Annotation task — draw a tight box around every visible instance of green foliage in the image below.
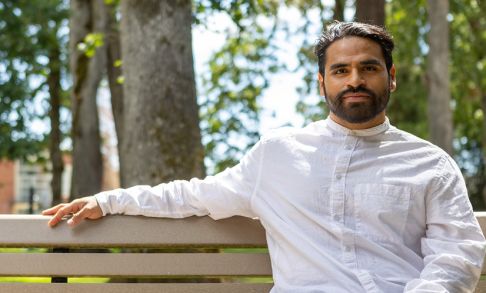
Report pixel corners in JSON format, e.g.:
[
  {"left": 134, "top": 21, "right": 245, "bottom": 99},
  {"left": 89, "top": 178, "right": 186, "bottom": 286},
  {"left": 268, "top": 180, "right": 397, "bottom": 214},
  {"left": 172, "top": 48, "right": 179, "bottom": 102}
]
[
  {"left": 386, "top": 0, "right": 428, "bottom": 138},
  {"left": 195, "top": 0, "right": 333, "bottom": 172},
  {"left": 194, "top": 0, "right": 280, "bottom": 26},
  {"left": 449, "top": 0, "right": 485, "bottom": 142},
  {"left": 114, "top": 59, "right": 122, "bottom": 67},
  {"left": 104, "top": 0, "right": 119, "bottom": 5},
  {"left": 449, "top": 0, "right": 486, "bottom": 209},
  {"left": 77, "top": 33, "right": 105, "bottom": 58},
  {"left": 289, "top": 2, "right": 330, "bottom": 125},
  {"left": 195, "top": 0, "right": 282, "bottom": 173},
  {"left": 0, "top": 0, "right": 69, "bottom": 159},
  {"left": 386, "top": 0, "right": 486, "bottom": 208}
]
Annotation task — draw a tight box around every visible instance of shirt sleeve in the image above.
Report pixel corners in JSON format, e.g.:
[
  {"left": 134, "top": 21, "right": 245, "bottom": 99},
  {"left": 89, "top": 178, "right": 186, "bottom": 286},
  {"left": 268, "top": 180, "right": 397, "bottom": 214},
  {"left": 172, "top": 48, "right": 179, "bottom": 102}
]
[
  {"left": 95, "top": 139, "right": 265, "bottom": 220},
  {"left": 404, "top": 155, "right": 486, "bottom": 292}
]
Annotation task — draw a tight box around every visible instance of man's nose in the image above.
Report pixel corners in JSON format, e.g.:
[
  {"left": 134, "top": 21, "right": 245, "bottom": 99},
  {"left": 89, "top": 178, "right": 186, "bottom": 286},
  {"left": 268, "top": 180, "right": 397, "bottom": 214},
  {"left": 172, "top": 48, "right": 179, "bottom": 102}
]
[{"left": 347, "top": 69, "right": 365, "bottom": 89}]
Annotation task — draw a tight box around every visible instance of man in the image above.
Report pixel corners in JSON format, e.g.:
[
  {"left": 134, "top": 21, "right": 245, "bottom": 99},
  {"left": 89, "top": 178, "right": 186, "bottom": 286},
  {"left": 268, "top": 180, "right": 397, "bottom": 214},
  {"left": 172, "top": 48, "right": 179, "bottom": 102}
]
[{"left": 43, "top": 22, "right": 486, "bottom": 292}]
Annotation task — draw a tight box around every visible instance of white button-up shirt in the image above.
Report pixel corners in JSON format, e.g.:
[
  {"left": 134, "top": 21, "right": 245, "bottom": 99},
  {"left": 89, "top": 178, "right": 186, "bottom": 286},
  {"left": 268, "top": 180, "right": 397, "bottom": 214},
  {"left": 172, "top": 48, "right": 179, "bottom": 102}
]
[{"left": 96, "top": 118, "right": 486, "bottom": 292}]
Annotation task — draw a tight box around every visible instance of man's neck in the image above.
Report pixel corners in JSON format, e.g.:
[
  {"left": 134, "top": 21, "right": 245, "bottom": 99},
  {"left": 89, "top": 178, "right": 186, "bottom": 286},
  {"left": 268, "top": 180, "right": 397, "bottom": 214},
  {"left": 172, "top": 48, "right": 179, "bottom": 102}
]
[{"left": 329, "top": 112, "right": 386, "bottom": 130}]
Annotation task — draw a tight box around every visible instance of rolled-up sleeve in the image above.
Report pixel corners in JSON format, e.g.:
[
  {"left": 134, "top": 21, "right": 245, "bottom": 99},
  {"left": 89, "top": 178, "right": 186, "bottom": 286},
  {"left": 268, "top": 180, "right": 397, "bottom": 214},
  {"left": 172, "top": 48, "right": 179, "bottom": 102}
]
[
  {"left": 405, "top": 155, "right": 486, "bottom": 292},
  {"left": 95, "top": 139, "right": 265, "bottom": 220}
]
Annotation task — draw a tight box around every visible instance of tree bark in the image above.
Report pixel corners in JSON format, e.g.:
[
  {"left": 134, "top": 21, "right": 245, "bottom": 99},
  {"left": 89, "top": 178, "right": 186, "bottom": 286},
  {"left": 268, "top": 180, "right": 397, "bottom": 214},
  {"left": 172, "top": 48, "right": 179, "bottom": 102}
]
[
  {"left": 355, "top": 0, "right": 385, "bottom": 26},
  {"left": 69, "top": 0, "right": 105, "bottom": 198},
  {"left": 482, "top": 93, "right": 486, "bottom": 205},
  {"left": 334, "top": 0, "right": 346, "bottom": 21},
  {"left": 119, "top": 0, "right": 204, "bottom": 187},
  {"left": 473, "top": 0, "right": 486, "bottom": 209},
  {"left": 426, "top": 0, "right": 453, "bottom": 155},
  {"left": 47, "top": 45, "right": 64, "bottom": 206},
  {"left": 103, "top": 1, "right": 125, "bottom": 186}
]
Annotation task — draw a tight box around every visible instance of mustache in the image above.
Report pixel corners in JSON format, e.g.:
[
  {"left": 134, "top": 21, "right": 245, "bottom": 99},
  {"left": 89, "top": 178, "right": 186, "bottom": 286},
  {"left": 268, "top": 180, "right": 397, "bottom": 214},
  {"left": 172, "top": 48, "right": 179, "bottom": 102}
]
[{"left": 336, "top": 86, "right": 376, "bottom": 101}]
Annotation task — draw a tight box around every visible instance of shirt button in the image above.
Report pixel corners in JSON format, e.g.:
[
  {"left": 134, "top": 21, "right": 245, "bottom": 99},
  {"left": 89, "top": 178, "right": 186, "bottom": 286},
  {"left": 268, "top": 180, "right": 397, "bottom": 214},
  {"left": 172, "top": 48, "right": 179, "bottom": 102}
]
[
  {"left": 333, "top": 215, "right": 340, "bottom": 221},
  {"left": 344, "top": 145, "right": 351, "bottom": 150},
  {"left": 344, "top": 246, "right": 351, "bottom": 252},
  {"left": 336, "top": 174, "right": 342, "bottom": 180}
]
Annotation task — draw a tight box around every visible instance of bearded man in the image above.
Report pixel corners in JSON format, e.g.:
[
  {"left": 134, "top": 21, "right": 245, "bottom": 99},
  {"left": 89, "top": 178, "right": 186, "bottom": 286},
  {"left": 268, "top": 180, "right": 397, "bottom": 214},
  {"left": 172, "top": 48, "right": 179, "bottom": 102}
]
[{"left": 44, "top": 22, "right": 486, "bottom": 293}]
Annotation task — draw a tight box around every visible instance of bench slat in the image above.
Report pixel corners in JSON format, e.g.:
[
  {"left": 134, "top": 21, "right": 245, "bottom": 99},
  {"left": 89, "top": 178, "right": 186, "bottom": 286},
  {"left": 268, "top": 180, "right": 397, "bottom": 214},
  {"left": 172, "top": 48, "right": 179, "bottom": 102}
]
[
  {"left": 475, "top": 212, "right": 486, "bottom": 276},
  {"left": 0, "top": 215, "right": 267, "bottom": 248},
  {"left": 0, "top": 283, "right": 274, "bottom": 293},
  {"left": 475, "top": 279, "right": 486, "bottom": 293},
  {"left": 0, "top": 253, "right": 272, "bottom": 277}
]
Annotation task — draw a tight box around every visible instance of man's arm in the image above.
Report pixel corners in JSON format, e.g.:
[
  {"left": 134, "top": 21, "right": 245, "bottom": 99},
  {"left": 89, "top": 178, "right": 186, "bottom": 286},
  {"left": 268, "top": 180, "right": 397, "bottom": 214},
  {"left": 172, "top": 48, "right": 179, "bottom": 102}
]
[
  {"left": 43, "top": 139, "right": 265, "bottom": 228},
  {"left": 404, "top": 156, "right": 486, "bottom": 292}
]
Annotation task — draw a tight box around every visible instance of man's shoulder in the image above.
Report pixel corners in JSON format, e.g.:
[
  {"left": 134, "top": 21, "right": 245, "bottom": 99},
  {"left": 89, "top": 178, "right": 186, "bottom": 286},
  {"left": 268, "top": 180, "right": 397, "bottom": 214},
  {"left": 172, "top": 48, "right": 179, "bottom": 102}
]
[
  {"left": 387, "top": 125, "right": 450, "bottom": 157},
  {"left": 260, "top": 121, "right": 325, "bottom": 144}
]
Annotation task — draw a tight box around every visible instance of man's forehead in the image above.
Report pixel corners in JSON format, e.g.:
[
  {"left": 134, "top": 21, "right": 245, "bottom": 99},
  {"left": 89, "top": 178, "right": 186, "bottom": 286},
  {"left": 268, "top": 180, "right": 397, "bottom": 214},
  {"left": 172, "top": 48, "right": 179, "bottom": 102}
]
[{"left": 325, "top": 36, "right": 385, "bottom": 66}]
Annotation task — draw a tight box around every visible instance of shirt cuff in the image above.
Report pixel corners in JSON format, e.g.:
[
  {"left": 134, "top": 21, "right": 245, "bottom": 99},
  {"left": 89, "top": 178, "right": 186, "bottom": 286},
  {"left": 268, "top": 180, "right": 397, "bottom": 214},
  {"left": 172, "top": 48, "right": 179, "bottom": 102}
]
[{"left": 94, "top": 191, "right": 116, "bottom": 216}]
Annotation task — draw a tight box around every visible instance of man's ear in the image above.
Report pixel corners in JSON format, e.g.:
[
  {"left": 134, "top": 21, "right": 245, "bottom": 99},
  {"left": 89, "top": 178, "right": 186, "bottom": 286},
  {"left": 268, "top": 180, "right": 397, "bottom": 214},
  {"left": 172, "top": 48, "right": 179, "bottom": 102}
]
[
  {"left": 389, "top": 64, "right": 397, "bottom": 92},
  {"left": 318, "top": 72, "right": 325, "bottom": 96}
]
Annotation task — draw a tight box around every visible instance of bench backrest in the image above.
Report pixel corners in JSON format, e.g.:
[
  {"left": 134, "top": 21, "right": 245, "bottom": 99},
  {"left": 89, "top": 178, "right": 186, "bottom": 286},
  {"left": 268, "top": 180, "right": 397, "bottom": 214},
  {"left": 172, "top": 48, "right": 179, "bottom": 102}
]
[
  {"left": 474, "top": 212, "right": 486, "bottom": 293},
  {"left": 0, "top": 215, "right": 272, "bottom": 292},
  {"left": 1, "top": 213, "right": 485, "bottom": 292}
]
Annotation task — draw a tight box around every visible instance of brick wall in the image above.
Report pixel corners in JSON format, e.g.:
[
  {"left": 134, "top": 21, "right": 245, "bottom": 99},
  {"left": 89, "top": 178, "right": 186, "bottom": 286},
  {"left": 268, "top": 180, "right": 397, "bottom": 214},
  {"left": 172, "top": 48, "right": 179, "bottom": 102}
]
[{"left": 0, "top": 160, "right": 15, "bottom": 213}]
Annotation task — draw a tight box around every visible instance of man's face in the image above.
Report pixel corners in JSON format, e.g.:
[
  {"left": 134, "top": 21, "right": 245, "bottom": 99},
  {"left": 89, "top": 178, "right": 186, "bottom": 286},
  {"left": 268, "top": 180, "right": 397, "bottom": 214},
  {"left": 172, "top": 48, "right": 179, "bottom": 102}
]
[{"left": 318, "top": 37, "right": 396, "bottom": 126}]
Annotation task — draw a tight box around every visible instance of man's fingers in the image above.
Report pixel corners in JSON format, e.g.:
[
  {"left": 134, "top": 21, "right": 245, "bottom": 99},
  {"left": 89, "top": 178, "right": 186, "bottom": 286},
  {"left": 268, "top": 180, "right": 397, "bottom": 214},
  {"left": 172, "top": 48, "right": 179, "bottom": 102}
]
[
  {"left": 45, "top": 197, "right": 102, "bottom": 228},
  {"left": 47, "top": 203, "right": 79, "bottom": 227},
  {"left": 47, "top": 206, "right": 68, "bottom": 227},
  {"left": 42, "top": 203, "right": 65, "bottom": 216},
  {"left": 67, "top": 207, "right": 89, "bottom": 227}
]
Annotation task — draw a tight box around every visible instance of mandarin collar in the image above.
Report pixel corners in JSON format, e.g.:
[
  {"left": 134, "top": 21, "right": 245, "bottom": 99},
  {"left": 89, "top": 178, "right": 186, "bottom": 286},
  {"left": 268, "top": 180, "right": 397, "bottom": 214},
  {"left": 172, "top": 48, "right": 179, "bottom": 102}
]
[{"left": 324, "top": 116, "right": 390, "bottom": 137}]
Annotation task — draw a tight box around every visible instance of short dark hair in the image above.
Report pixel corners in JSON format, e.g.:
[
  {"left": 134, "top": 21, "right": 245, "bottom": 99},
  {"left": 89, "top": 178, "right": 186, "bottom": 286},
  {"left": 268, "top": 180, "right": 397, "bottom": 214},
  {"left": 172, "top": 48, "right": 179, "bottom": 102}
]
[{"left": 314, "top": 21, "right": 394, "bottom": 75}]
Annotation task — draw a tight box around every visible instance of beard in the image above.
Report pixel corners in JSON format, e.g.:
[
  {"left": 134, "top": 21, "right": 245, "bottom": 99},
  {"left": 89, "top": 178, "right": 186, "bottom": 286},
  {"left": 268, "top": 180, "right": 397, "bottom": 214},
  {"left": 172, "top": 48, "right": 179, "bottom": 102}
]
[{"left": 324, "top": 83, "right": 390, "bottom": 124}]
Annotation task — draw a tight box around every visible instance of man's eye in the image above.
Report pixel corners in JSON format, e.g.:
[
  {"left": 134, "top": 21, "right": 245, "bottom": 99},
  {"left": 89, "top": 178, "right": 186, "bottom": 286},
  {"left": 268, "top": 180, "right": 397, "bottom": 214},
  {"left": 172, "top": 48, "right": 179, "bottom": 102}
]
[
  {"left": 364, "top": 66, "right": 377, "bottom": 71},
  {"left": 334, "top": 68, "right": 346, "bottom": 74}
]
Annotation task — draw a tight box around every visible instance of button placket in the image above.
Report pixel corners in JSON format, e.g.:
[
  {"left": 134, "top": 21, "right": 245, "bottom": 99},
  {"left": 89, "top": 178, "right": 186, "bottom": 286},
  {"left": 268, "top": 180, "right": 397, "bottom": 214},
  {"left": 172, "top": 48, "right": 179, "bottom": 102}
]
[
  {"left": 340, "top": 137, "right": 358, "bottom": 269},
  {"left": 330, "top": 136, "right": 356, "bottom": 225},
  {"left": 342, "top": 231, "right": 358, "bottom": 269}
]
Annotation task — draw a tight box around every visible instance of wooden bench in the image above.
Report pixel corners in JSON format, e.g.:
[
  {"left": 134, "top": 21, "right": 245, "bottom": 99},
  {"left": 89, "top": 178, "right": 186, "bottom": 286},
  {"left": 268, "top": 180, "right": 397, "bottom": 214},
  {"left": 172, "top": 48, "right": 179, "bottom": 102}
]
[
  {"left": 0, "top": 212, "right": 485, "bottom": 292},
  {"left": 0, "top": 215, "right": 272, "bottom": 292}
]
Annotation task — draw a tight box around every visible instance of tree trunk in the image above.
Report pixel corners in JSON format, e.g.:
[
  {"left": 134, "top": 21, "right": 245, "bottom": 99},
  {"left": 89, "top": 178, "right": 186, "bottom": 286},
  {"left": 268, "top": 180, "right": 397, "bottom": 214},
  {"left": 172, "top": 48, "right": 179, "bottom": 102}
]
[
  {"left": 103, "top": 1, "right": 125, "bottom": 186},
  {"left": 47, "top": 45, "right": 64, "bottom": 206},
  {"left": 426, "top": 0, "right": 453, "bottom": 155},
  {"left": 355, "top": 0, "right": 385, "bottom": 26},
  {"left": 119, "top": 0, "right": 204, "bottom": 187},
  {"left": 481, "top": 92, "right": 486, "bottom": 206},
  {"left": 474, "top": 0, "right": 486, "bottom": 209},
  {"left": 69, "top": 0, "right": 105, "bottom": 199},
  {"left": 334, "top": 0, "right": 346, "bottom": 21}
]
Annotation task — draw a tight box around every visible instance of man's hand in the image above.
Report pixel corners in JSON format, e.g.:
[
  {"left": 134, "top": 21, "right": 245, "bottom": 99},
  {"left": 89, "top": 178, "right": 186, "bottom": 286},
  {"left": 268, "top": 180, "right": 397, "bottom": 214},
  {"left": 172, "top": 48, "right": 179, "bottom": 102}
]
[{"left": 42, "top": 196, "right": 103, "bottom": 228}]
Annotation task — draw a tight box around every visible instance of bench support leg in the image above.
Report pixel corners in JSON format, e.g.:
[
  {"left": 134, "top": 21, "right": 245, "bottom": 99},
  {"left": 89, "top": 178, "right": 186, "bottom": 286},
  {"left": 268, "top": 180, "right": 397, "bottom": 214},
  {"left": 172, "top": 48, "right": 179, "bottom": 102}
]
[{"left": 51, "top": 248, "right": 69, "bottom": 283}]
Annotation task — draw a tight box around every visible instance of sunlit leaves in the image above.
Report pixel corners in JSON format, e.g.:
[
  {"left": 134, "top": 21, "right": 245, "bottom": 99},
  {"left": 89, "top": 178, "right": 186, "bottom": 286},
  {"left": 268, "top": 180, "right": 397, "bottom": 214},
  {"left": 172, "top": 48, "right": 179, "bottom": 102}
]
[
  {"left": 104, "top": 0, "right": 119, "bottom": 5},
  {"left": 77, "top": 33, "right": 104, "bottom": 58}
]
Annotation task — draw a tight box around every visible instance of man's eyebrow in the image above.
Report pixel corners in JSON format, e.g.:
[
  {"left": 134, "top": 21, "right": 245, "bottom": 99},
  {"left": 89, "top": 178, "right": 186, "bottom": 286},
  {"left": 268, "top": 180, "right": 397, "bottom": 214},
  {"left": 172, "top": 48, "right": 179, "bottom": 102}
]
[
  {"left": 329, "top": 59, "right": 383, "bottom": 70},
  {"left": 360, "top": 59, "right": 382, "bottom": 66},
  {"left": 329, "top": 63, "right": 348, "bottom": 70}
]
